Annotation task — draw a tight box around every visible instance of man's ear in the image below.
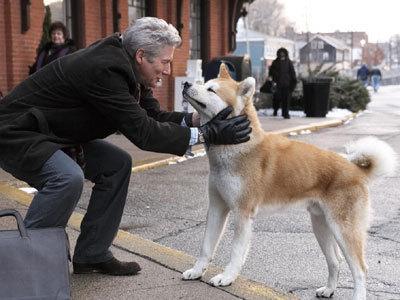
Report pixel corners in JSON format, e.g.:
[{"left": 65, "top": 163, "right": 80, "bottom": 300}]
[
  {"left": 238, "top": 77, "right": 256, "bottom": 100},
  {"left": 135, "top": 49, "right": 145, "bottom": 64},
  {"left": 218, "top": 63, "right": 232, "bottom": 79}
]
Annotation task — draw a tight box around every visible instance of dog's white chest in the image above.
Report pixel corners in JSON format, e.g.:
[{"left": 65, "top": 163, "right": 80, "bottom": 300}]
[
  {"left": 210, "top": 170, "right": 242, "bottom": 207},
  {"left": 208, "top": 150, "right": 243, "bottom": 207}
]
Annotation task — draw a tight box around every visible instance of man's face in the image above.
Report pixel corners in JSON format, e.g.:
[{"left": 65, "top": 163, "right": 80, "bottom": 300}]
[{"left": 135, "top": 46, "right": 175, "bottom": 88}]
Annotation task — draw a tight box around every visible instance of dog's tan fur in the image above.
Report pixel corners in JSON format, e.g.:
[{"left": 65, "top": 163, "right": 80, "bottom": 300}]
[{"left": 182, "top": 64, "right": 396, "bottom": 300}]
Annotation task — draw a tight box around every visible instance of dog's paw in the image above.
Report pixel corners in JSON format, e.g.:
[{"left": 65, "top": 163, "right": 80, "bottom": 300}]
[
  {"left": 209, "top": 273, "right": 235, "bottom": 287},
  {"left": 316, "top": 286, "right": 335, "bottom": 298},
  {"left": 182, "top": 268, "right": 203, "bottom": 280}
]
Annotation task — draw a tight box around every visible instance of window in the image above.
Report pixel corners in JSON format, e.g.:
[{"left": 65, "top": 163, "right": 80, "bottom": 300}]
[
  {"left": 189, "top": 0, "right": 202, "bottom": 59},
  {"left": 128, "top": 0, "right": 146, "bottom": 24},
  {"left": 318, "top": 41, "right": 324, "bottom": 49},
  {"left": 323, "top": 52, "right": 329, "bottom": 61},
  {"left": 311, "top": 41, "right": 318, "bottom": 49}
]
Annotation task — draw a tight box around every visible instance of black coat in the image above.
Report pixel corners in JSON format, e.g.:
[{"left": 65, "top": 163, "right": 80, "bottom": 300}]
[
  {"left": 29, "top": 39, "right": 77, "bottom": 75},
  {"left": 268, "top": 58, "right": 297, "bottom": 91},
  {"left": 0, "top": 35, "right": 191, "bottom": 172}
]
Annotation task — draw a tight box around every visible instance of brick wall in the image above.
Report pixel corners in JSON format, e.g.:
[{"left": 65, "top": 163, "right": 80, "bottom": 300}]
[
  {"left": 0, "top": 0, "right": 8, "bottom": 94},
  {"left": 0, "top": 0, "right": 43, "bottom": 94},
  {"left": 152, "top": 0, "right": 192, "bottom": 110},
  {"left": 207, "top": 0, "right": 230, "bottom": 60}
]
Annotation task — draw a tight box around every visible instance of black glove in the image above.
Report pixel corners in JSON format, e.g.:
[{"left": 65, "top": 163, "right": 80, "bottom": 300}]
[{"left": 198, "top": 106, "right": 251, "bottom": 146}]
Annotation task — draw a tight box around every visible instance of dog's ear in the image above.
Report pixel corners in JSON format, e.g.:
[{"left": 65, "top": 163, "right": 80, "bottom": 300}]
[
  {"left": 218, "top": 63, "right": 232, "bottom": 79},
  {"left": 238, "top": 77, "right": 256, "bottom": 100}
]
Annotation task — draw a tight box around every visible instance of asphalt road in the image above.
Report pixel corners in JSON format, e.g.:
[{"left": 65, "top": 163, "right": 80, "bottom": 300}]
[{"left": 77, "top": 86, "right": 400, "bottom": 300}]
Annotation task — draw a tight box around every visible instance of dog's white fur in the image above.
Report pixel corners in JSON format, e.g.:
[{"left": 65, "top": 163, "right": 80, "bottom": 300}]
[{"left": 181, "top": 64, "right": 398, "bottom": 300}]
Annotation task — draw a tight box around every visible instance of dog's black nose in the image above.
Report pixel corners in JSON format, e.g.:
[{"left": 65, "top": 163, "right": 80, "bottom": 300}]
[{"left": 183, "top": 81, "right": 192, "bottom": 90}]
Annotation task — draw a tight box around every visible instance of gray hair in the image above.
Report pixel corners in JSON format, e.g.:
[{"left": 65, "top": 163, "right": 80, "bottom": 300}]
[{"left": 122, "top": 17, "right": 181, "bottom": 62}]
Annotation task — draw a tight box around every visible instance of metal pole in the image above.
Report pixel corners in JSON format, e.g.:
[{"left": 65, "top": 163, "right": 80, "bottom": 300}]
[{"left": 350, "top": 31, "right": 353, "bottom": 68}]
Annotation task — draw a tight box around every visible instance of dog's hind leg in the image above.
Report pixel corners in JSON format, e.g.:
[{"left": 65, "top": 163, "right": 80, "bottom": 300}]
[
  {"left": 182, "top": 186, "right": 230, "bottom": 280},
  {"left": 324, "top": 194, "right": 369, "bottom": 300},
  {"left": 209, "top": 208, "right": 254, "bottom": 287},
  {"left": 308, "top": 203, "right": 342, "bottom": 298}
]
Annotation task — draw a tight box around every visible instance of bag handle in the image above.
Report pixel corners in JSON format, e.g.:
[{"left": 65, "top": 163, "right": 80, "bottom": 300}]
[{"left": 0, "top": 209, "right": 28, "bottom": 238}]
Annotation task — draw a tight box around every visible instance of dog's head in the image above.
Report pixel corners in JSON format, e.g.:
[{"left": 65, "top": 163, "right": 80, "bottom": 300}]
[{"left": 182, "top": 63, "right": 256, "bottom": 124}]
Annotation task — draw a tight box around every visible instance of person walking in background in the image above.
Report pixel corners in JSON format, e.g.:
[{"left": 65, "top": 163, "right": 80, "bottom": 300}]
[
  {"left": 357, "top": 64, "right": 370, "bottom": 87},
  {"left": 29, "top": 21, "right": 76, "bottom": 74},
  {"left": 370, "top": 67, "right": 382, "bottom": 92},
  {"left": 268, "top": 47, "right": 297, "bottom": 119}
]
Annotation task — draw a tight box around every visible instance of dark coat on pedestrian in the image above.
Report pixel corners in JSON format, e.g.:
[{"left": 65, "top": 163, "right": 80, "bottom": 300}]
[
  {"left": 29, "top": 39, "right": 77, "bottom": 75},
  {"left": 268, "top": 48, "right": 297, "bottom": 92},
  {"left": 0, "top": 35, "right": 191, "bottom": 172},
  {"left": 357, "top": 65, "right": 370, "bottom": 81},
  {"left": 369, "top": 68, "right": 382, "bottom": 77}
]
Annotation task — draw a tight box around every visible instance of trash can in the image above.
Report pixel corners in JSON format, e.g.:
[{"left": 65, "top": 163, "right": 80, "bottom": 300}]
[{"left": 302, "top": 77, "right": 332, "bottom": 117}]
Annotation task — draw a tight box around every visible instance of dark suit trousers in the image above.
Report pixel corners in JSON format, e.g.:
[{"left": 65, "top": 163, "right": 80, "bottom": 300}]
[
  {"left": 2, "top": 139, "right": 132, "bottom": 264},
  {"left": 273, "top": 86, "right": 291, "bottom": 117}
]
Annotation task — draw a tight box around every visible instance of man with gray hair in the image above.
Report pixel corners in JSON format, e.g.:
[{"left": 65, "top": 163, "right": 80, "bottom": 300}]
[{"left": 0, "top": 17, "right": 251, "bottom": 276}]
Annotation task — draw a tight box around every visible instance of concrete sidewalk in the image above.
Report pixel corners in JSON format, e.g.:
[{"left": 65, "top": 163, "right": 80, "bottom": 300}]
[{"left": 0, "top": 113, "right": 356, "bottom": 300}]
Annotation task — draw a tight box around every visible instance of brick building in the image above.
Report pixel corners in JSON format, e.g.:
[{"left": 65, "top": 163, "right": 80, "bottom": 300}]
[{"left": 0, "top": 0, "right": 247, "bottom": 109}]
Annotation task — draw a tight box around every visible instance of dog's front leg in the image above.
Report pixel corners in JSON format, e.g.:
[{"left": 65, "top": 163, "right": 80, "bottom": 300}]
[
  {"left": 209, "top": 210, "right": 253, "bottom": 287},
  {"left": 182, "top": 187, "right": 229, "bottom": 280}
]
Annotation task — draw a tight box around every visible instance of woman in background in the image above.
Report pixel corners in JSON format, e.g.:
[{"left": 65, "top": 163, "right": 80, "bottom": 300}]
[{"left": 29, "top": 21, "right": 76, "bottom": 74}]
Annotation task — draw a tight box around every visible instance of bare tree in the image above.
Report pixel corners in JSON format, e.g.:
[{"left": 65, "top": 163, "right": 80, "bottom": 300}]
[{"left": 246, "top": 0, "right": 290, "bottom": 36}]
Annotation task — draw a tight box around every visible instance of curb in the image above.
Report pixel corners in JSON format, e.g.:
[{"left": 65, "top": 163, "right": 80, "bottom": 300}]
[
  {"left": 131, "top": 148, "right": 206, "bottom": 173},
  {"left": 272, "top": 113, "right": 357, "bottom": 136},
  {"left": 0, "top": 182, "right": 295, "bottom": 300}
]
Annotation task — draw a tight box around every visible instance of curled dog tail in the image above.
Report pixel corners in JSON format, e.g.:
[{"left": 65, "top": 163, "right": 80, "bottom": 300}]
[{"left": 345, "top": 136, "right": 398, "bottom": 178}]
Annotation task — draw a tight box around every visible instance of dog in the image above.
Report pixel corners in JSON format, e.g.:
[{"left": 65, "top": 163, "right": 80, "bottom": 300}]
[{"left": 181, "top": 64, "right": 397, "bottom": 300}]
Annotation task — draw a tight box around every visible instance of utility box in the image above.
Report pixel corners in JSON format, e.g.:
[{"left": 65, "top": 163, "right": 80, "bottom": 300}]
[
  {"left": 174, "top": 60, "right": 204, "bottom": 113},
  {"left": 174, "top": 76, "right": 204, "bottom": 113}
]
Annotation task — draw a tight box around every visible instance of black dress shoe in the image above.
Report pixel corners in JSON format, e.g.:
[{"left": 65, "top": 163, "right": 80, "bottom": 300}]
[
  {"left": 272, "top": 110, "right": 278, "bottom": 116},
  {"left": 73, "top": 257, "right": 141, "bottom": 276}
]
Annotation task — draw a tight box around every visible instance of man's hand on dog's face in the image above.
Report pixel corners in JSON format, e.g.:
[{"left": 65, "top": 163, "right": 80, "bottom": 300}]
[
  {"left": 192, "top": 112, "right": 201, "bottom": 127},
  {"left": 198, "top": 106, "right": 252, "bottom": 146}
]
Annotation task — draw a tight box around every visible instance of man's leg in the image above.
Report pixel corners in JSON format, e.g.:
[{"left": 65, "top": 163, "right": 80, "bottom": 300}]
[
  {"left": 72, "top": 139, "right": 140, "bottom": 275},
  {"left": 10, "top": 150, "right": 84, "bottom": 229}
]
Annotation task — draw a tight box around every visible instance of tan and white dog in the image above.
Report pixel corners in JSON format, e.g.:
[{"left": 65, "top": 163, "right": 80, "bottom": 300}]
[{"left": 181, "top": 64, "right": 397, "bottom": 300}]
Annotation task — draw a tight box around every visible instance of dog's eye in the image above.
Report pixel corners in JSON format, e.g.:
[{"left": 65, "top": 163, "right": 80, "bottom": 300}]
[{"left": 207, "top": 88, "right": 216, "bottom": 94}]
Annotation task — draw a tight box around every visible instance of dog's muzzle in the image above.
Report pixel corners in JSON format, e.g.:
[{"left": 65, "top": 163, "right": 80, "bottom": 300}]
[{"left": 182, "top": 83, "right": 206, "bottom": 109}]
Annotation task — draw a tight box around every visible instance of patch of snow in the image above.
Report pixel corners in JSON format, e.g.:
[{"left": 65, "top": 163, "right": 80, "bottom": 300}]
[
  {"left": 326, "top": 108, "right": 353, "bottom": 118},
  {"left": 258, "top": 108, "right": 352, "bottom": 119},
  {"left": 19, "top": 187, "right": 37, "bottom": 194},
  {"left": 300, "top": 129, "right": 312, "bottom": 135}
]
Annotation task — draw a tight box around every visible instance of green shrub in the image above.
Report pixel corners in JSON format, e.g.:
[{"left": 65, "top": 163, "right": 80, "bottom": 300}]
[
  {"left": 289, "top": 83, "right": 304, "bottom": 111},
  {"left": 329, "top": 77, "right": 370, "bottom": 112},
  {"left": 37, "top": 6, "right": 52, "bottom": 53}
]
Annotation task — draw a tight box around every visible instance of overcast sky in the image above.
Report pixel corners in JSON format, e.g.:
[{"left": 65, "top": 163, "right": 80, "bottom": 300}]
[{"left": 282, "top": 0, "right": 400, "bottom": 42}]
